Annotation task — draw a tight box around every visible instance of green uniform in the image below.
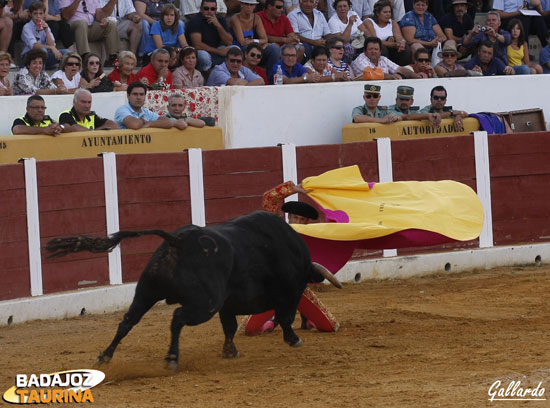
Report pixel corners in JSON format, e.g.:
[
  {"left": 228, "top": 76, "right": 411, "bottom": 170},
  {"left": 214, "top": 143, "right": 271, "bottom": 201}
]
[
  {"left": 418, "top": 105, "right": 453, "bottom": 114},
  {"left": 387, "top": 104, "right": 420, "bottom": 116},
  {"left": 352, "top": 105, "right": 390, "bottom": 122},
  {"left": 11, "top": 114, "right": 54, "bottom": 135}
]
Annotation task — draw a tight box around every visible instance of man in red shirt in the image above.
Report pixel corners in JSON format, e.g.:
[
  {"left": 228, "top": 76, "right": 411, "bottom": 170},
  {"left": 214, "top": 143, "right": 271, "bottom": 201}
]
[
  {"left": 135, "top": 48, "right": 174, "bottom": 90},
  {"left": 257, "top": 0, "right": 305, "bottom": 61}
]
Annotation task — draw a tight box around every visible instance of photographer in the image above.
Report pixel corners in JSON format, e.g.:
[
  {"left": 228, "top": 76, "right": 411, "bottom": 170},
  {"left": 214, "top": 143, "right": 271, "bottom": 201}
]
[{"left": 463, "top": 11, "right": 511, "bottom": 65}]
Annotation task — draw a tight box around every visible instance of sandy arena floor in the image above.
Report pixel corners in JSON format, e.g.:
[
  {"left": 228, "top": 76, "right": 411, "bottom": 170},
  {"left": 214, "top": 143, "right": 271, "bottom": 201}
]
[{"left": 2, "top": 264, "right": 550, "bottom": 407}]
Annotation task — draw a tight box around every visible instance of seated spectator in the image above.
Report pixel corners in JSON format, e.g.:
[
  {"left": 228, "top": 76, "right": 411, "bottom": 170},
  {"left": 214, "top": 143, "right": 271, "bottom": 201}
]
[
  {"left": 400, "top": 0, "right": 446, "bottom": 54},
  {"left": 100, "top": 0, "right": 142, "bottom": 56},
  {"left": 12, "top": 94, "right": 65, "bottom": 135},
  {"left": 433, "top": 39, "right": 466, "bottom": 76},
  {"left": 327, "top": 0, "right": 366, "bottom": 63},
  {"left": 52, "top": 52, "right": 82, "bottom": 92},
  {"left": 22, "top": 1, "right": 70, "bottom": 70},
  {"left": 114, "top": 81, "right": 182, "bottom": 129},
  {"left": 135, "top": 0, "right": 173, "bottom": 58},
  {"left": 58, "top": 0, "right": 120, "bottom": 64},
  {"left": 13, "top": 48, "right": 67, "bottom": 95},
  {"left": 351, "top": 36, "right": 416, "bottom": 78},
  {"left": 0, "top": 51, "right": 14, "bottom": 95},
  {"left": 364, "top": 0, "right": 411, "bottom": 66},
  {"left": 108, "top": 51, "right": 139, "bottom": 91},
  {"left": 493, "top": 0, "right": 547, "bottom": 47},
  {"left": 418, "top": 85, "right": 467, "bottom": 129},
  {"left": 327, "top": 35, "right": 351, "bottom": 78},
  {"left": 438, "top": 0, "right": 473, "bottom": 56},
  {"left": 206, "top": 46, "right": 264, "bottom": 85},
  {"left": 404, "top": 47, "right": 436, "bottom": 77},
  {"left": 368, "top": 0, "right": 405, "bottom": 22},
  {"left": 507, "top": 18, "right": 542, "bottom": 74},
  {"left": 269, "top": 43, "right": 311, "bottom": 83},
  {"left": 44, "top": 0, "right": 75, "bottom": 49},
  {"left": 58, "top": 88, "right": 118, "bottom": 131},
  {"left": 257, "top": 0, "right": 304, "bottom": 63},
  {"left": 172, "top": 46, "right": 205, "bottom": 87},
  {"left": 230, "top": 0, "right": 279, "bottom": 73},
  {"left": 328, "top": 0, "right": 372, "bottom": 20},
  {"left": 387, "top": 85, "right": 437, "bottom": 117},
  {"left": 136, "top": 47, "right": 173, "bottom": 89},
  {"left": 463, "top": 11, "right": 510, "bottom": 65},
  {"left": 165, "top": 93, "right": 206, "bottom": 127},
  {"left": 179, "top": 0, "right": 227, "bottom": 20},
  {"left": 141, "top": 4, "right": 188, "bottom": 56},
  {"left": 540, "top": 28, "right": 550, "bottom": 73},
  {"left": 352, "top": 83, "right": 402, "bottom": 123},
  {"left": 187, "top": 0, "right": 234, "bottom": 71},
  {"left": 243, "top": 42, "right": 268, "bottom": 84},
  {"left": 288, "top": 0, "right": 331, "bottom": 60},
  {"left": 304, "top": 45, "right": 348, "bottom": 81},
  {"left": 464, "top": 40, "right": 515, "bottom": 75},
  {"left": 80, "top": 52, "right": 114, "bottom": 92},
  {"left": 162, "top": 44, "right": 179, "bottom": 69}
]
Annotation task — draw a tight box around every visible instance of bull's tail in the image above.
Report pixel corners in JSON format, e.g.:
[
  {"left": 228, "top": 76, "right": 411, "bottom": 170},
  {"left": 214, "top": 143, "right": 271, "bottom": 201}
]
[{"left": 45, "top": 229, "right": 180, "bottom": 258}]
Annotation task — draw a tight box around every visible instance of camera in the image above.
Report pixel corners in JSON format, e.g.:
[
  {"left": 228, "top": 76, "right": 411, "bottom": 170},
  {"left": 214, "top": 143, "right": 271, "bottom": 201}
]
[{"left": 480, "top": 26, "right": 488, "bottom": 32}]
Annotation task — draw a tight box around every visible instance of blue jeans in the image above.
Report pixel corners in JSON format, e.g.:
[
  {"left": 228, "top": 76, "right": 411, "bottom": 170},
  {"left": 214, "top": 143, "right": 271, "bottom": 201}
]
[
  {"left": 45, "top": 48, "right": 71, "bottom": 70},
  {"left": 139, "top": 20, "right": 152, "bottom": 56},
  {"left": 512, "top": 64, "right": 531, "bottom": 75},
  {"left": 197, "top": 47, "right": 233, "bottom": 71}
]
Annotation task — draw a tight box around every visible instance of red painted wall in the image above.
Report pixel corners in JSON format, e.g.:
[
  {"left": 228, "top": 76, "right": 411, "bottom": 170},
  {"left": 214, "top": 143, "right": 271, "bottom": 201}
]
[{"left": 1, "top": 133, "right": 549, "bottom": 301}]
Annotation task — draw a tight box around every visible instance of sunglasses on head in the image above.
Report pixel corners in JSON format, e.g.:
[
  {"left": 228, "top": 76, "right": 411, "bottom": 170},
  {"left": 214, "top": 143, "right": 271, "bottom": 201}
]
[
  {"left": 364, "top": 93, "right": 379, "bottom": 99},
  {"left": 66, "top": 61, "right": 81, "bottom": 66},
  {"left": 249, "top": 52, "right": 262, "bottom": 58},
  {"left": 202, "top": 6, "right": 217, "bottom": 10},
  {"left": 432, "top": 95, "right": 446, "bottom": 100},
  {"left": 416, "top": 58, "right": 430, "bottom": 62},
  {"left": 228, "top": 58, "right": 242, "bottom": 63}
]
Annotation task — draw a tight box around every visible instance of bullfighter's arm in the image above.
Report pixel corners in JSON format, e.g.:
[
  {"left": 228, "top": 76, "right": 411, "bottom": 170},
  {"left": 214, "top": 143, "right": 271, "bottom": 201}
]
[{"left": 262, "top": 181, "right": 310, "bottom": 213}]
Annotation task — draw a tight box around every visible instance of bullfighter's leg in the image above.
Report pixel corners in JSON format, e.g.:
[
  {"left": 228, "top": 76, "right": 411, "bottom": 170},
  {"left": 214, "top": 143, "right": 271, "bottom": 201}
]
[
  {"left": 97, "top": 293, "right": 159, "bottom": 364},
  {"left": 219, "top": 309, "right": 240, "bottom": 358},
  {"left": 165, "top": 306, "right": 186, "bottom": 371},
  {"left": 297, "top": 287, "right": 340, "bottom": 332},
  {"left": 275, "top": 306, "right": 302, "bottom": 347}
]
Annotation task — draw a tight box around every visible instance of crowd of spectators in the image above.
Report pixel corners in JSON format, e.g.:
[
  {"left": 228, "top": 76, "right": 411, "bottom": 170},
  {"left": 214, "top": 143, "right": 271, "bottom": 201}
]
[{"left": 0, "top": 0, "right": 549, "bottom": 97}]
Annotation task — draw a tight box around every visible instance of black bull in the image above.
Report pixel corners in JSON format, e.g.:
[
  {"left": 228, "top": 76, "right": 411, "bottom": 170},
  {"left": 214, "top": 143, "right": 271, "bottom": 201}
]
[{"left": 45, "top": 211, "right": 342, "bottom": 369}]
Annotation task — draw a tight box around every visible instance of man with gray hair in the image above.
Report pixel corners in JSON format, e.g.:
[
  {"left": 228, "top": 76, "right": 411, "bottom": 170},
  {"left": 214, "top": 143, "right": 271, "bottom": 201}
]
[
  {"left": 58, "top": 88, "right": 118, "bottom": 131},
  {"left": 463, "top": 10, "right": 511, "bottom": 65},
  {"left": 135, "top": 48, "right": 173, "bottom": 89},
  {"left": 165, "top": 94, "right": 206, "bottom": 128}
]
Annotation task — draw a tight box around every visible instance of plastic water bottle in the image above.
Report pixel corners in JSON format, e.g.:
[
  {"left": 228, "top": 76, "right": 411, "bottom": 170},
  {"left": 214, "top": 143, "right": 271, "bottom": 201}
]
[{"left": 274, "top": 65, "right": 283, "bottom": 85}]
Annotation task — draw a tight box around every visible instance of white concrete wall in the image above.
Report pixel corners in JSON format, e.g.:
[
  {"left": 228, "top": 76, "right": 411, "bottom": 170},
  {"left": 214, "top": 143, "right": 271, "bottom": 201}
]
[{"left": 2, "top": 75, "right": 549, "bottom": 145}]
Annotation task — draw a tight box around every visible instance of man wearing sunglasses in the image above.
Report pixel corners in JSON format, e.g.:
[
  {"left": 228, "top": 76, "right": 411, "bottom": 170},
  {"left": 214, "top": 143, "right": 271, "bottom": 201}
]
[
  {"left": 418, "top": 85, "right": 468, "bottom": 131},
  {"left": 188, "top": 0, "right": 234, "bottom": 71},
  {"left": 352, "top": 84, "right": 402, "bottom": 124},
  {"left": 206, "top": 46, "right": 264, "bottom": 85},
  {"left": 12, "top": 95, "right": 65, "bottom": 136},
  {"left": 403, "top": 48, "right": 436, "bottom": 78},
  {"left": 58, "top": 0, "right": 121, "bottom": 65},
  {"left": 258, "top": 0, "right": 304, "bottom": 58}
]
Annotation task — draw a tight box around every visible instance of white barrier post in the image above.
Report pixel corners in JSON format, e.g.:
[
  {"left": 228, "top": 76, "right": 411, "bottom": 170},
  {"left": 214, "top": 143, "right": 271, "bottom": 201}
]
[
  {"left": 188, "top": 148, "right": 206, "bottom": 227},
  {"left": 473, "top": 131, "right": 494, "bottom": 248},
  {"left": 22, "top": 158, "right": 43, "bottom": 296},
  {"left": 376, "top": 138, "right": 397, "bottom": 258},
  {"left": 102, "top": 152, "right": 122, "bottom": 285}
]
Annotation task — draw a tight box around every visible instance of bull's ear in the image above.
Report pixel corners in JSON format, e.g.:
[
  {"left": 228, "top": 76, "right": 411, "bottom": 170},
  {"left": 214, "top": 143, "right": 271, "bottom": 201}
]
[{"left": 198, "top": 235, "right": 219, "bottom": 255}]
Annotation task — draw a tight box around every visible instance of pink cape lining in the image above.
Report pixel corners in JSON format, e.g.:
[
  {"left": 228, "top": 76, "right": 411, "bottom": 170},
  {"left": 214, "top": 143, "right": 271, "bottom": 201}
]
[{"left": 301, "top": 229, "right": 457, "bottom": 274}]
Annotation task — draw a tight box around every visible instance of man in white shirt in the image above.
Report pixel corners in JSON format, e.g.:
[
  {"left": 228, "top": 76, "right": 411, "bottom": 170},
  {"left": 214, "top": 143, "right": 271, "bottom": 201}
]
[
  {"left": 288, "top": 0, "right": 331, "bottom": 60},
  {"left": 351, "top": 36, "right": 415, "bottom": 78}
]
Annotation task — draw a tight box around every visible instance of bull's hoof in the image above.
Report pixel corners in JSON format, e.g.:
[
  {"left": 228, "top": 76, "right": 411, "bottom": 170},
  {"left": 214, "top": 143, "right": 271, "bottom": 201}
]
[
  {"left": 222, "top": 343, "right": 240, "bottom": 358},
  {"left": 290, "top": 338, "right": 303, "bottom": 347},
  {"left": 164, "top": 359, "right": 178, "bottom": 372},
  {"left": 95, "top": 353, "right": 111, "bottom": 365},
  {"left": 222, "top": 350, "right": 240, "bottom": 359}
]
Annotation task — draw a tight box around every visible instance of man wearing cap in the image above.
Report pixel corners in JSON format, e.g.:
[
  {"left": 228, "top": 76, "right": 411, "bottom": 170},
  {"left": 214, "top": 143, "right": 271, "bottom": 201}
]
[
  {"left": 387, "top": 85, "right": 420, "bottom": 116},
  {"left": 352, "top": 84, "right": 402, "bottom": 124},
  {"left": 439, "top": 0, "right": 474, "bottom": 53},
  {"left": 241, "top": 179, "right": 340, "bottom": 335}
]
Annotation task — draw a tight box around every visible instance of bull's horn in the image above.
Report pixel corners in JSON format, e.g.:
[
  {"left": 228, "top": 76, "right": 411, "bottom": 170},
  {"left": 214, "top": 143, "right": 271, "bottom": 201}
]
[{"left": 312, "top": 262, "right": 343, "bottom": 289}]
